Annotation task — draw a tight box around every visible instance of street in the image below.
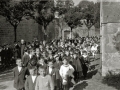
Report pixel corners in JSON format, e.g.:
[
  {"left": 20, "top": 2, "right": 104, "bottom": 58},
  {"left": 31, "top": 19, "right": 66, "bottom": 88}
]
[{"left": 0, "top": 69, "right": 15, "bottom": 90}]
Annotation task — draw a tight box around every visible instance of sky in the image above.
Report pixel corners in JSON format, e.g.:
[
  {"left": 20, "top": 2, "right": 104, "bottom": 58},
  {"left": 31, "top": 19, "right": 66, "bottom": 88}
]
[
  {"left": 101, "top": 0, "right": 120, "bottom": 2},
  {"left": 73, "top": 0, "right": 100, "bottom": 6}
]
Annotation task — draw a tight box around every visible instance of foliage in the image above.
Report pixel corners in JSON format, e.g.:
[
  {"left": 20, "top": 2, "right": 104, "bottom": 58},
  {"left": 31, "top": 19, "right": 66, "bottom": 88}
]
[
  {"left": 0, "top": 0, "right": 10, "bottom": 16},
  {"left": 94, "top": 2, "right": 100, "bottom": 28},
  {"left": 0, "top": 0, "right": 100, "bottom": 41},
  {"left": 102, "top": 71, "right": 120, "bottom": 90},
  {"left": 79, "top": 1, "right": 95, "bottom": 29},
  {"left": 55, "top": 0, "right": 74, "bottom": 15},
  {"left": 21, "top": 1, "right": 55, "bottom": 38},
  {"left": 73, "top": 32, "right": 79, "bottom": 38},
  {"left": 78, "top": 1, "right": 100, "bottom": 28},
  {"left": 53, "top": 0, "right": 75, "bottom": 40},
  {"left": 6, "top": 4, "right": 25, "bottom": 27},
  {"left": 63, "top": 7, "right": 83, "bottom": 39},
  {"left": 0, "top": 1, "right": 26, "bottom": 27},
  {"left": 34, "top": 1, "right": 54, "bottom": 30},
  {"left": 0, "top": 1, "right": 26, "bottom": 42},
  {"left": 78, "top": 1, "right": 100, "bottom": 36},
  {"left": 64, "top": 7, "right": 83, "bottom": 30}
]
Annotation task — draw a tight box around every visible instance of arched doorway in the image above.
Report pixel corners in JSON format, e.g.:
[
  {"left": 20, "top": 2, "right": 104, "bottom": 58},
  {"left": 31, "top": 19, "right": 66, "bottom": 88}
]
[{"left": 64, "top": 30, "right": 70, "bottom": 40}]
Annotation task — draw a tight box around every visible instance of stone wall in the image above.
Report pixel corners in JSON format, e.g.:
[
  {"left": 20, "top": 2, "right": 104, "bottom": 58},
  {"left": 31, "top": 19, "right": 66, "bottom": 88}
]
[
  {"left": 0, "top": 16, "right": 39, "bottom": 45},
  {"left": 0, "top": 16, "right": 57, "bottom": 45},
  {"left": 61, "top": 21, "right": 99, "bottom": 40},
  {"left": 102, "top": 2, "right": 120, "bottom": 76},
  {"left": 0, "top": 14, "right": 99, "bottom": 45}
]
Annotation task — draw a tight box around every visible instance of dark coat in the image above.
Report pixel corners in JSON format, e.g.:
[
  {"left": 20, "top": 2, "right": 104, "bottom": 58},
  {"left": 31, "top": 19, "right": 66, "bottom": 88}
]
[
  {"left": 21, "top": 44, "right": 25, "bottom": 58},
  {"left": 13, "top": 66, "right": 29, "bottom": 90},
  {"left": 80, "top": 56, "right": 90, "bottom": 78},
  {"left": 35, "top": 54, "right": 41, "bottom": 61},
  {"left": 46, "top": 67, "right": 60, "bottom": 87},
  {"left": 1, "top": 49, "right": 5, "bottom": 64},
  {"left": 22, "top": 54, "right": 30, "bottom": 67},
  {"left": 54, "top": 61, "right": 63, "bottom": 70},
  {"left": 14, "top": 45, "right": 21, "bottom": 59},
  {"left": 72, "top": 57, "right": 82, "bottom": 72},
  {"left": 25, "top": 75, "right": 37, "bottom": 90},
  {"left": 5, "top": 48, "right": 12, "bottom": 60},
  {"left": 27, "top": 55, "right": 38, "bottom": 68}
]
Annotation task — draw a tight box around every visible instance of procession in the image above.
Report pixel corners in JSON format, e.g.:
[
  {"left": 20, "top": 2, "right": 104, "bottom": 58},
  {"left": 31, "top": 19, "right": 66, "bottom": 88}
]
[
  {"left": 0, "top": 0, "right": 101, "bottom": 90},
  {"left": 0, "top": 36, "right": 100, "bottom": 90}
]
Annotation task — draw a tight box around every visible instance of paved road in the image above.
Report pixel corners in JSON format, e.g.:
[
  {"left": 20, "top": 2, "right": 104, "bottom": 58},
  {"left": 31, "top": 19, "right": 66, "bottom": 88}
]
[{"left": 0, "top": 69, "right": 15, "bottom": 90}]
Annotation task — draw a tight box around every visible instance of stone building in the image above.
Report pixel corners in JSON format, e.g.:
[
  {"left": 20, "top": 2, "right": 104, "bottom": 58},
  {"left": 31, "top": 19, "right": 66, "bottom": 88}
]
[
  {"left": 61, "top": 21, "right": 98, "bottom": 40},
  {"left": 101, "top": 1, "right": 120, "bottom": 76}
]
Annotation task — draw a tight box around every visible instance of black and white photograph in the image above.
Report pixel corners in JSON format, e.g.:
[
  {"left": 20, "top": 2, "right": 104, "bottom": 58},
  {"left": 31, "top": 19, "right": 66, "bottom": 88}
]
[
  {"left": 101, "top": 0, "right": 120, "bottom": 90},
  {"left": 0, "top": 0, "right": 106, "bottom": 90}
]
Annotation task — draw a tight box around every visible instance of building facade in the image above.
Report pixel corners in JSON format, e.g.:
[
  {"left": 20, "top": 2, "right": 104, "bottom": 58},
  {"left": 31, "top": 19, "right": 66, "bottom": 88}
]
[{"left": 101, "top": 1, "right": 120, "bottom": 76}]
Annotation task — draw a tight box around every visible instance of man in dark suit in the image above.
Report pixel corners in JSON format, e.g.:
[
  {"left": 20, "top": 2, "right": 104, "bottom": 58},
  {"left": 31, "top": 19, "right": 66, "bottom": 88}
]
[
  {"left": 25, "top": 66, "right": 37, "bottom": 90},
  {"left": 22, "top": 48, "right": 30, "bottom": 67},
  {"left": 13, "top": 58, "right": 29, "bottom": 90},
  {"left": 5, "top": 44, "right": 13, "bottom": 66},
  {"left": 13, "top": 42, "right": 21, "bottom": 60}
]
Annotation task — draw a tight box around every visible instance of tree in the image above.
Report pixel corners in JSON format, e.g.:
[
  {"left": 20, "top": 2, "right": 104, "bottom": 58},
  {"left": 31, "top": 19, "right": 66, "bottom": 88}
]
[
  {"left": 73, "top": 32, "right": 79, "bottom": 38},
  {"left": 78, "top": 1, "right": 100, "bottom": 36},
  {"left": 22, "top": 0, "right": 55, "bottom": 41},
  {"left": 64, "top": 7, "right": 83, "bottom": 39},
  {"left": 54, "top": 0, "right": 75, "bottom": 40},
  {"left": 57, "top": 18, "right": 64, "bottom": 39},
  {"left": 0, "top": 0, "right": 10, "bottom": 15},
  {"left": 55, "top": 0, "right": 74, "bottom": 9},
  {"left": 0, "top": 2, "right": 25, "bottom": 42},
  {"left": 35, "top": 1, "right": 54, "bottom": 40},
  {"left": 94, "top": 2, "right": 100, "bottom": 29}
]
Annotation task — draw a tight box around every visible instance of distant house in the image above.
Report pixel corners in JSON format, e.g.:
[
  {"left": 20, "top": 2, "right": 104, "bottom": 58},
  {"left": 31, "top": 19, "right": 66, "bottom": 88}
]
[{"left": 61, "top": 19, "right": 97, "bottom": 40}]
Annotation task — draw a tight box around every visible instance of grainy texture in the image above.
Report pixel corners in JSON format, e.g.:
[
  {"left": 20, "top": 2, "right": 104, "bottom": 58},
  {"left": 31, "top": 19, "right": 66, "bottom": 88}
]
[
  {"left": 0, "top": 16, "right": 39, "bottom": 45},
  {"left": 0, "top": 15, "right": 99, "bottom": 45},
  {"left": 102, "top": 2, "right": 120, "bottom": 76}
]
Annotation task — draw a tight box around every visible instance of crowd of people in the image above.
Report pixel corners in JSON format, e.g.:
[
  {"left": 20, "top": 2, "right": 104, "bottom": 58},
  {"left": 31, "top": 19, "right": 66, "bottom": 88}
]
[{"left": 0, "top": 36, "right": 100, "bottom": 90}]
